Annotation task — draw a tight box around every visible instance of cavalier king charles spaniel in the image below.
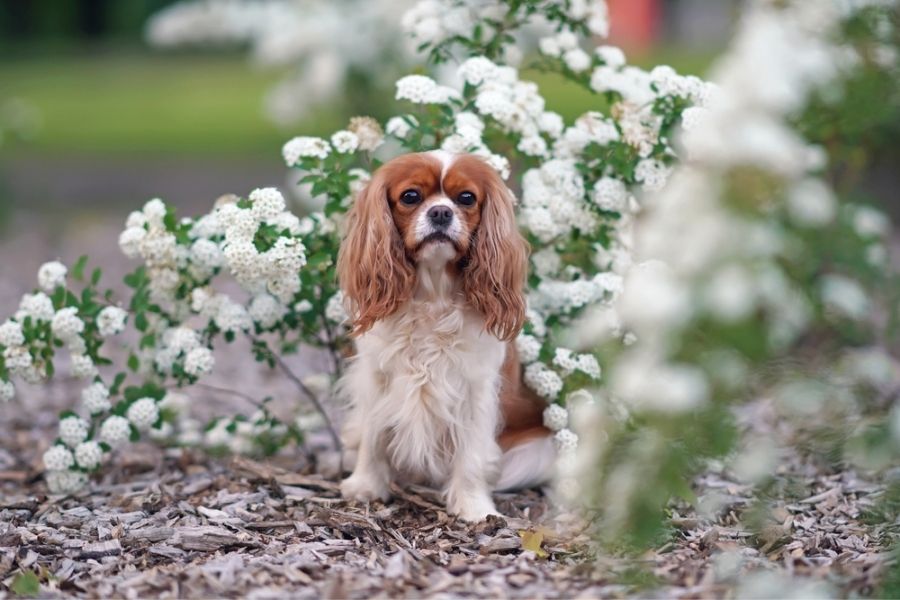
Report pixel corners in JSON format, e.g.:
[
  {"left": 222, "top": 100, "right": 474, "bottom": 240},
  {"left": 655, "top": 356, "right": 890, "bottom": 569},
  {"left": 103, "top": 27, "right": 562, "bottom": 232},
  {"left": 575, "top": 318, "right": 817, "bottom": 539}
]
[{"left": 336, "top": 151, "right": 555, "bottom": 521}]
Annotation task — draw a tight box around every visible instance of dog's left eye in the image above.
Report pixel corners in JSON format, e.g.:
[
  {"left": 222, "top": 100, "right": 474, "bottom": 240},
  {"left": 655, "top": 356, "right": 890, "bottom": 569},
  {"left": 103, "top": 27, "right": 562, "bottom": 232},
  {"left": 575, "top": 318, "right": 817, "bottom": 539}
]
[{"left": 456, "top": 191, "right": 476, "bottom": 206}]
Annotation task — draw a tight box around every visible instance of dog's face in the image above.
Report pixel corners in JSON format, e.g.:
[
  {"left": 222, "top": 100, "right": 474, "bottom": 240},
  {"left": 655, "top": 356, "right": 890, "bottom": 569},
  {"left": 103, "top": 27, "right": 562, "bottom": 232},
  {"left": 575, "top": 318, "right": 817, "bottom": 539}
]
[
  {"left": 381, "top": 151, "right": 491, "bottom": 263},
  {"left": 337, "top": 151, "right": 528, "bottom": 341}
]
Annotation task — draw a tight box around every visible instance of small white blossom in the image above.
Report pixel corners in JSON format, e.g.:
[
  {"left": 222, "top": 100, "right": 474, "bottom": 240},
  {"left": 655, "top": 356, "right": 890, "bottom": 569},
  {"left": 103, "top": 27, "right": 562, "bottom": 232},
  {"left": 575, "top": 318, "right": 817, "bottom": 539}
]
[
  {"left": 458, "top": 56, "right": 498, "bottom": 85},
  {"left": 100, "top": 415, "right": 131, "bottom": 446},
  {"left": 118, "top": 226, "right": 147, "bottom": 258},
  {"left": 538, "top": 112, "right": 565, "bottom": 138},
  {"left": 553, "top": 347, "right": 578, "bottom": 376},
  {"left": 82, "top": 382, "right": 111, "bottom": 414},
  {"left": 184, "top": 347, "right": 214, "bottom": 377},
  {"left": 249, "top": 294, "right": 287, "bottom": 329},
  {"left": 524, "top": 362, "right": 564, "bottom": 401},
  {"left": 59, "top": 416, "right": 89, "bottom": 448},
  {"left": 330, "top": 130, "right": 359, "bottom": 154},
  {"left": 142, "top": 198, "right": 167, "bottom": 228},
  {"left": 543, "top": 404, "right": 569, "bottom": 432},
  {"left": 38, "top": 261, "right": 67, "bottom": 292},
  {"left": 282, "top": 136, "right": 330, "bottom": 165},
  {"left": 294, "top": 299, "right": 313, "bottom": 313},
  {"left": 821, "top": 275, "right": 869, "bottom": 320},
  {"left": 596, "top": 45, "right": 626, "bottom": 68},
  {"left": 127, "top": 397, "right": 160, "bottom": 431},
  {"left": 215, "top": 299, "right": 252, "bottom": 333},
  {"left": 539, "top": 36, "right": 561, "bottom": 58},
  {"left": 43, "top": 445, "right": 75, "bottom": 471},
  {"left": 0, "top": 380, "right": 14, "bottom": 402},
  {"left": 852, "top": 205, "right": 890, "bottom": 238},
  {"left": 553, "top": 429, "right": 579, "bottom": 454},
  {"left": 249, "top": 187, "right": 287, "bottom": 221},
  {"left": 634, "top": 159, "right": 671, "bottom": 192},
  {"left": 563, "top": 48, "right": 591, "bottom": 72},
  {"left": 395, "top": 74, "right": 459, "bottom": 104},
  {"left": 593, "top": 177, "right": 629, "bottom": 212},
  {"left": 517, "top": 135, "right": 548, "bottom": 157},
  {"left": 125, "top": 210, "right": 147, "bottom": 229},
  {"left": 17, "top": 292, "right": 55, "bottom": 322},
  {"left": 516, "top": 334, "right": 542, "bottom": 364},
  {"left": 386, "top": 116, "right": 414, "bottom": 139},
  {"left": 0, "top": 320, "right": 24, "bottom": 347},
  {"left": 51, "top": 307, "right": 85, "bottom": 342},
  {"left": 576, "top": 353, "right": 602, "bottom": 379},
  {"left": 787, "top": 178, "right": 835, "bottom": 227},
  {"left": 74, "top": 441, "right": 104, "bottom": 470},
  {"left": 46, "top": 470, "right": 87, "bottom": 494},
  {"left": 3, "top": 345, "right": 32, "bottom": 373},
  {"left": 325, "top": 291, "right": 348, "bottom": 324},
  {"left": 97, "top": 306, "right": 128, "bottom": 337},
  {"left": 67, "top": 354, "right": 96, "bottom": 381}
]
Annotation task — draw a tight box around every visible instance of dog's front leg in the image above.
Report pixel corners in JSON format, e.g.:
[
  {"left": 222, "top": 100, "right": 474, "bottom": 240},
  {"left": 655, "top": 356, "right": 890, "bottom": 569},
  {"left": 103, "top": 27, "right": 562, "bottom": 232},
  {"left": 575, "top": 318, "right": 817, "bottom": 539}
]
[
  {"left": 340, "top": 418, "right": 392, "bottom": 503},
  {"left": 444, "top": 385, "right": 502, "bottom": 522}
]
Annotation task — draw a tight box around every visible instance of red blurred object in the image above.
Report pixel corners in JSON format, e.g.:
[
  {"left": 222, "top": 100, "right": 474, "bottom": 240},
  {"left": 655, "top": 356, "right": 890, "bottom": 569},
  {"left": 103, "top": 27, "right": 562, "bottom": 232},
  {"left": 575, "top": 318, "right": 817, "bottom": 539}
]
[{"left": 607, "top": 0, "right": 661, "bottom": 53}]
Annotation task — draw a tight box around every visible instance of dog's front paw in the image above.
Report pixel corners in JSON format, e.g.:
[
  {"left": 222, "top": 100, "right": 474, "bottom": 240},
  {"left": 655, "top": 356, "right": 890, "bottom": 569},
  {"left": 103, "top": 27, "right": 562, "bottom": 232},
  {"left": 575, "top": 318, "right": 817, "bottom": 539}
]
[
  {"left": 448, "top": 493, "right": 499, "bottom": 522},
  {"left": 340, "top": 472, "right": 391, "bottom": 503}
]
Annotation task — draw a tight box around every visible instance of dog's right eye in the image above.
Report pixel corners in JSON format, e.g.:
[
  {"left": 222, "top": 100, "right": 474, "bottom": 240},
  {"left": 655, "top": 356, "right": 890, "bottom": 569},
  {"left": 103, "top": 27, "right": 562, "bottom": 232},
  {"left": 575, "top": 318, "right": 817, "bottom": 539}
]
[{"left": 400, "top": 189, "right": 422, "bottom": 205}]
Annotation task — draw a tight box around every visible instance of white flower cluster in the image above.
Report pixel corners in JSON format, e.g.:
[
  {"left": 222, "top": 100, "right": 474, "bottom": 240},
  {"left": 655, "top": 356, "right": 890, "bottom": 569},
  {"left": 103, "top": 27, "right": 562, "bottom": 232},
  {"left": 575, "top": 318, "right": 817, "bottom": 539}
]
[
  {"left": 396, "top": 75, "right": 460, "bottom": 105},
  {"left": 404, "top": 0, "right": 609, "bottom": 60},
  {"left": 154, "top": 326, "right": 215, "bottom": 378},
  {"left": 552, "top": 348, "right": 601, "bottom": 379},
  {"left": 217, "top": 188, "right": 307, "bottom": 302},
  {"left": 127, "top": 397, "right": 161, "bottom": 431},
  {"left": 524, "top": 362, "right": 564, "bottom": 401}
]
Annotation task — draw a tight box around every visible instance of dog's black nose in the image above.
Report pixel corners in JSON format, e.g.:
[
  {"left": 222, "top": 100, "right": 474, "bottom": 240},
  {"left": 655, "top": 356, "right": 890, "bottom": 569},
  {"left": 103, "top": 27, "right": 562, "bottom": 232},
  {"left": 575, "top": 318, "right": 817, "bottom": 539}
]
[{"left": 427, "top": 205, "right": 453, "bottom": 228}]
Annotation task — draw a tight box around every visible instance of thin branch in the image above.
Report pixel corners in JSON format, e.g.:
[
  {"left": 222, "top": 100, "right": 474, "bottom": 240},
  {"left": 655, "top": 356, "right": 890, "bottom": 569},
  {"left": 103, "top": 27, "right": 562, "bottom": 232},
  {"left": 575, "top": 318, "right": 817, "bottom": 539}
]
[
  {"left": 249, "top": 335, "right": 344, "bottom": 468},
  {"left": 192, "top": 382, "right": 267, "bottom": 411}
]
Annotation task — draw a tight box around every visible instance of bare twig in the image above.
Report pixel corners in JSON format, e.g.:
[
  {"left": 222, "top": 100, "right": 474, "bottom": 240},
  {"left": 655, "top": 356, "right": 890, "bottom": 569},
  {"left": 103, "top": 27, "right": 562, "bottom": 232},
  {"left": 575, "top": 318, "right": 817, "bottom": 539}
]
[
  {"left": 249, "top": 335, "right": 344, "bottom": 465},
  {"left": 191, "top": 382, "right": 267, "bottom": 411}
]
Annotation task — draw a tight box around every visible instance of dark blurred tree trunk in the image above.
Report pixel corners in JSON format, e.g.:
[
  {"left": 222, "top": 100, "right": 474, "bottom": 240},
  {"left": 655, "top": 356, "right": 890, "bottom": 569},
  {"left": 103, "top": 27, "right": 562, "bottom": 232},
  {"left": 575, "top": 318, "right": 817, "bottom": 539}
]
[
  {"left": 77, "top": 0, "right": 107, "bottom": 38},
  {"left": 1, "top": 0, "right": 33, "bottom": 37}
]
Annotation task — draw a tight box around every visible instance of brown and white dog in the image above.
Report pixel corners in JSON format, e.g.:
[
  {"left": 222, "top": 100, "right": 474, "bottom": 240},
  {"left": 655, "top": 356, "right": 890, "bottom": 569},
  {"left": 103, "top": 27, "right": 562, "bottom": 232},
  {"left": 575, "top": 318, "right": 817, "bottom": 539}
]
[{"left": 336, "top": 151, "right": 555, "bottom": 521}]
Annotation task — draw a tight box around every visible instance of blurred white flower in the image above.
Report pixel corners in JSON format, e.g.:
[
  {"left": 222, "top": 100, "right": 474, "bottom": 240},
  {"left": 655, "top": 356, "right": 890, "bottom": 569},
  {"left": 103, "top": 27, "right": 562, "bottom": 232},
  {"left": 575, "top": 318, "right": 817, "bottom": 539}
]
[{"left": 37, "top": 261, "right": 67, "bottom": 292}]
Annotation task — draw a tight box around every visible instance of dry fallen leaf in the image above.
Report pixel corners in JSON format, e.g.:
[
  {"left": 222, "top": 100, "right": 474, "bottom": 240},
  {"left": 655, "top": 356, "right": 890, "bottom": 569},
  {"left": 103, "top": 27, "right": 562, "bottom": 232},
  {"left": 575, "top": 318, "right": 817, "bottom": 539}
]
[{"left": 519, "top": 529, "right": 549, "bottom": 558}]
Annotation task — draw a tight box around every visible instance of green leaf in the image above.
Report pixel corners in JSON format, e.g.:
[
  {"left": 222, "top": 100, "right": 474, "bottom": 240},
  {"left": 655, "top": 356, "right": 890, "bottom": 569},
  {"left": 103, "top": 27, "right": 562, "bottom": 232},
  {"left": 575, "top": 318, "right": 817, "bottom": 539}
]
[
  {"left": 110, "top": 372, "right": 127, "bottom": 396},
  {"left": 72, "top": 255, "right": 88, "bottom": 281},
  {"left": 91, "top": 268, "right": 102, "bottom": 286},
  {"left": 134, "top": 312, "right": 148, "bottom": 332},
  {"left": 11, "top": 570, "right": 40, "bottom": 597},
  {"left": 127, "top": 354, "right": 139, "bottom": 372}
]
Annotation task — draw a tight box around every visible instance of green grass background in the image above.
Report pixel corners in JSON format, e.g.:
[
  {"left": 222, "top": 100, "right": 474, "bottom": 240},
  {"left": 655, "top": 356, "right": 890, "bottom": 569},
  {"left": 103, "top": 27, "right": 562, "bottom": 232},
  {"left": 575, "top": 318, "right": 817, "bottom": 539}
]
[{"left": 1, "top": 49, "right": 714, "bottom": 158}]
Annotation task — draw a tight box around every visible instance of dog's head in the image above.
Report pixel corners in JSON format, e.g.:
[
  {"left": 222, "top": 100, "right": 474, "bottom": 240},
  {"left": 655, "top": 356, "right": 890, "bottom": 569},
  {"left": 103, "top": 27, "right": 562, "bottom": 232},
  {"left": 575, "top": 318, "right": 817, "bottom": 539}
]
[{"left": 337, "top": 151, "right": 528, "bottom": 341}]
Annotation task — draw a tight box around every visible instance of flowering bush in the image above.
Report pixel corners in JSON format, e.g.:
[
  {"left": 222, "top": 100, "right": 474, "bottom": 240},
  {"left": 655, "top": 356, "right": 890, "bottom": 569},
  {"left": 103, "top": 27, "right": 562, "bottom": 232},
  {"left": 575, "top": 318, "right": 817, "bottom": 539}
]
[
  {"left": 2, "top": 0, "right": 717, "bottom": 493},
  {"left": 570, "top": 0, "right": 900, "bottom": 558},
  {"left": 146, "top": 0, "right": 417, "bottom": 124}
]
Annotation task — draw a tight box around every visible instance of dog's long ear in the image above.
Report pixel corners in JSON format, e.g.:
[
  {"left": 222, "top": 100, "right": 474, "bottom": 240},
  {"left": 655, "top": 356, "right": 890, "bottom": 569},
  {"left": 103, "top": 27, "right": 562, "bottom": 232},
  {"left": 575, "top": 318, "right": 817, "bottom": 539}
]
[
  {"left": 337, "top": 170, "right": 415, "bottom": 336},
  {"left": 463, "top": 173, "right": 528, "bottom": 342}
]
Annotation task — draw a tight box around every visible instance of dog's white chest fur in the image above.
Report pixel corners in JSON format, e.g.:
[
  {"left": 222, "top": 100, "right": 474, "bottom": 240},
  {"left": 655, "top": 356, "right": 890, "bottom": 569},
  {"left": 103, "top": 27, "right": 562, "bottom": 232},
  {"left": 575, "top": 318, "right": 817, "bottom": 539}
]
[
  {"left": 350, "top": 289, "right": 505, "bottom": 483},
  {"left": 340, "top": 254, "right": 508, "bottom": 519}
]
